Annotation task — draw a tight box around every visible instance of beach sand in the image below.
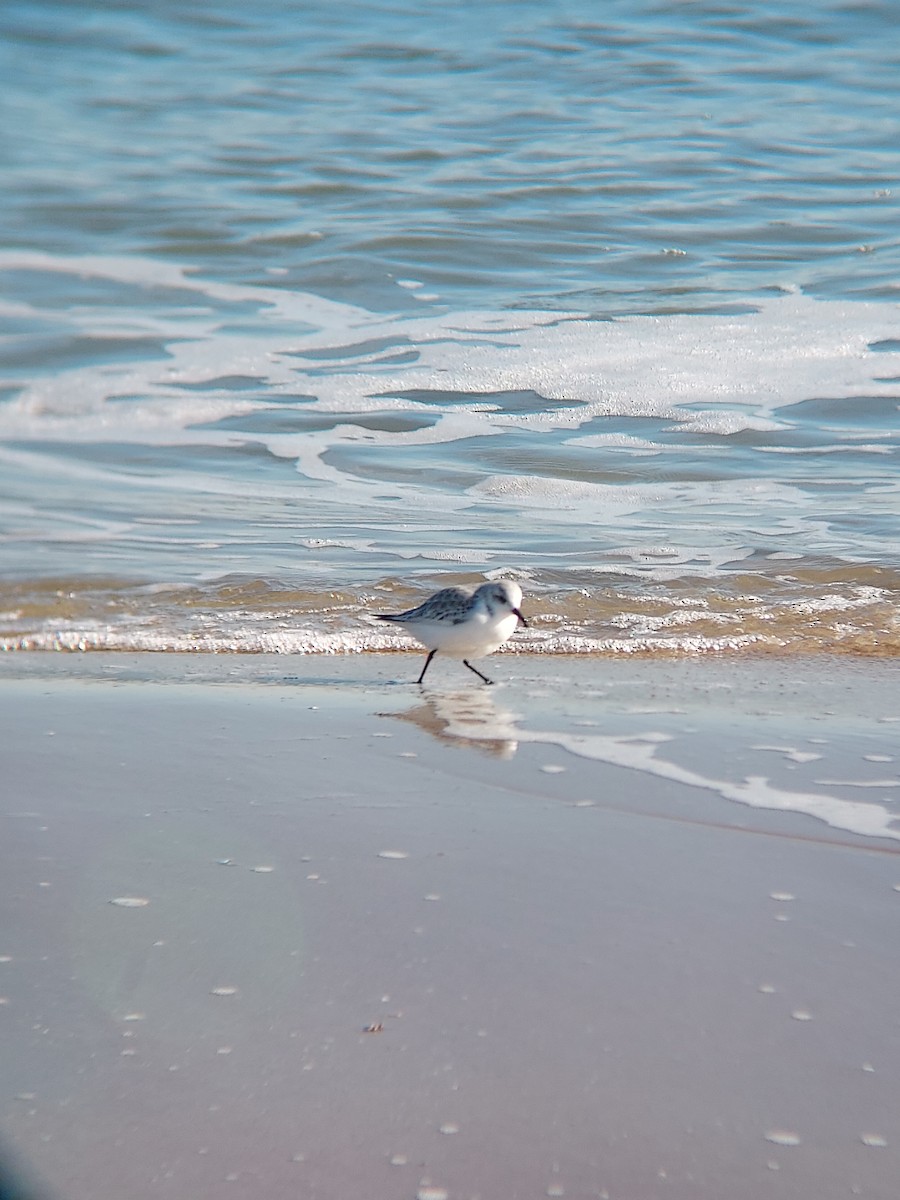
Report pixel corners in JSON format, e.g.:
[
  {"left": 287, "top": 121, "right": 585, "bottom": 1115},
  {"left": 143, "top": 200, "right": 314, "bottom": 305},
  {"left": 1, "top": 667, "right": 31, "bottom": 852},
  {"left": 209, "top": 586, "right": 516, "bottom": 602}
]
[{"left": 1, "top": 652, "right": 898, "bottom": 1200}]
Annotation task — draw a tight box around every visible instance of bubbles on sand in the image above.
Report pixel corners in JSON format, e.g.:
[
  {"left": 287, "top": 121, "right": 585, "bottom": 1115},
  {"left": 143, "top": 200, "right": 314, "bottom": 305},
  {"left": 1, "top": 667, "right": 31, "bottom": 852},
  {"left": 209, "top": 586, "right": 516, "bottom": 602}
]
[
  {"left": 765, "top": 1130, "right": 801, "bottom": 1146},
  {"left": 210, "top": 986, "right": 238, "bottom": 997},
  {"left": 791, "top": 1009, "right": 814, "bottom": 1022},
  {"left": 108, "top": 896, "right": 149, "bottom": 907},
  {"left": 860, "top": 1133, "right": 888, "bottom": 1148}
]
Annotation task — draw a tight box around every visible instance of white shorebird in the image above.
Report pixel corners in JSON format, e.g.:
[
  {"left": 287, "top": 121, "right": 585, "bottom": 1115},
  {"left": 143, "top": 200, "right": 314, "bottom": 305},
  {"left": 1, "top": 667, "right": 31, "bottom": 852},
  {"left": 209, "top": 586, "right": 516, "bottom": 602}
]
[{"left": 375, "top": 580, "right": 528, "bottom": 684}]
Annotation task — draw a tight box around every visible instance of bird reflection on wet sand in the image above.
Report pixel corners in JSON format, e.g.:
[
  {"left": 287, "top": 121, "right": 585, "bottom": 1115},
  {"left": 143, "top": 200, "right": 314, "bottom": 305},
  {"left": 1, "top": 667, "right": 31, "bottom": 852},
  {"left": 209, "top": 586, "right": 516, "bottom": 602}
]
[{"left": 380, "top": 688, "right": 520, "bottom": 759}]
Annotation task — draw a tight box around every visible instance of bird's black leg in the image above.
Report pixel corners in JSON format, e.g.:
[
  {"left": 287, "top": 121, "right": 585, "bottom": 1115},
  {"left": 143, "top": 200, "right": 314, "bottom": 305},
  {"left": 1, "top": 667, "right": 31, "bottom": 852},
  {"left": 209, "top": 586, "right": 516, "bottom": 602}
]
[
  {"left": 416, "top": 649, "right": 437, "bottom": 684},
  {"left": 462, "top": 659, "right": 494, "bottom": 685}
]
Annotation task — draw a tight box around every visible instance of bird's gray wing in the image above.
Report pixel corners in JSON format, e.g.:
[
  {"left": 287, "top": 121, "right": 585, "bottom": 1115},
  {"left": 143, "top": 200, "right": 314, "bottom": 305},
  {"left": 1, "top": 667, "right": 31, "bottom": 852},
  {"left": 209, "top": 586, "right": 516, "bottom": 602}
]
[{"left": 376, "top": 586, "right": 471, "bottom": 621}]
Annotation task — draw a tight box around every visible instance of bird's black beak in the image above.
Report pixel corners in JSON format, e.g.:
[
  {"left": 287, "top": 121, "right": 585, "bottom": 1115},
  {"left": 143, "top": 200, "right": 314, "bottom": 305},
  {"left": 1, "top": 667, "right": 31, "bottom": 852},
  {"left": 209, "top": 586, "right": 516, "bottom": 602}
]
[{"left": 513, "top": 608, "right": 528, "bottom": 628}]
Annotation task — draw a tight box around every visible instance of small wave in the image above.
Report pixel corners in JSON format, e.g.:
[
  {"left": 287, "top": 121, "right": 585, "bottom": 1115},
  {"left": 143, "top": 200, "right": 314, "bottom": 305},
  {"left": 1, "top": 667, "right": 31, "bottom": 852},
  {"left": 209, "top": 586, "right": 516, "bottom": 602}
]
[{"left": 3, "top": 569, "right": 898, "bottom": 657}]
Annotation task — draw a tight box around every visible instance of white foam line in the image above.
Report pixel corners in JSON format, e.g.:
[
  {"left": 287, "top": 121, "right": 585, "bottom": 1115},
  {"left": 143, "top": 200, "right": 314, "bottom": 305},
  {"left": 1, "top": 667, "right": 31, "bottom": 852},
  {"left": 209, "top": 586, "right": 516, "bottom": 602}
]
[
  {"left": 815, "top": 779, "right": 899, "bottom": 790},
  {"left": 757, "top": 445, "right": 895, "bottom": 455},
  {"left": 0, "top": 624, "right": 783, "bottom": 656},
  {"left": 752, "top": 745, "right": 824, "bottom": 764},
  {"left": 442, "top": 719, "right": 900, "bottom": 843},
  {"left": 0, "top": 249, "right": 374, "bottom": 327}
]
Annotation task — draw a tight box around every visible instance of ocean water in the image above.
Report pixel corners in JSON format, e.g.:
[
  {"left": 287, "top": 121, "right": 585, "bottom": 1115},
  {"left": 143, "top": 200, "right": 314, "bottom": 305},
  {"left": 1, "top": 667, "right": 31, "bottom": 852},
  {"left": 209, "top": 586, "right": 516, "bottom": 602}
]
[{"left": 1, "top": 0, "right": 898, "bottom": 655}]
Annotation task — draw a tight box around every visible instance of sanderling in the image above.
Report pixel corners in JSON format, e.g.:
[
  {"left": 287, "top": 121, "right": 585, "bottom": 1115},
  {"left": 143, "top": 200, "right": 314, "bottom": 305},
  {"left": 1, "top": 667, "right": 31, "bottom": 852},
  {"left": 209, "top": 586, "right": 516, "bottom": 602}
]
[{"left": 375, "top": 580, "right": 528, "bottom": 684}]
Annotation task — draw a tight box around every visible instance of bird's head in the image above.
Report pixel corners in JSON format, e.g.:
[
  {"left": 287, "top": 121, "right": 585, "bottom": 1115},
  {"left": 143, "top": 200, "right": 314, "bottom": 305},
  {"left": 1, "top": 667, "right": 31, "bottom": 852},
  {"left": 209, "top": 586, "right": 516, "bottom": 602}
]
[{"left": 484, "top": 580, "right": 528, "bottom": 627}]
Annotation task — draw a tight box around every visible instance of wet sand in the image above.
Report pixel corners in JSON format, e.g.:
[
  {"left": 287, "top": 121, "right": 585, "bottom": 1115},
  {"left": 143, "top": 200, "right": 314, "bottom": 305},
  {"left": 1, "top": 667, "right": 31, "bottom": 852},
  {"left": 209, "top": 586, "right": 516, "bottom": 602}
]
[{"left": 1, "top": 652, "right": 899, "bottom": 1200}]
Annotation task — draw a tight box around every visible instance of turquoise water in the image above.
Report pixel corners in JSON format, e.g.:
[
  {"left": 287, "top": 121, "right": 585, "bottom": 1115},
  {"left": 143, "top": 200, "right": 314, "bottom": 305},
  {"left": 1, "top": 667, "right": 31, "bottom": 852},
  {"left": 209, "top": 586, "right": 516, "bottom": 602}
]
[{"left": 1, "top": 0, "right": 898, "bottom": 653}]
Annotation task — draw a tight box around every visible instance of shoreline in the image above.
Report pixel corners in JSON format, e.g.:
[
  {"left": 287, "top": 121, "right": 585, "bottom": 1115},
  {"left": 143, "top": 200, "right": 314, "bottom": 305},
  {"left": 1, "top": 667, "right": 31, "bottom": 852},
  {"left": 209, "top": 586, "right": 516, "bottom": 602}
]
[{"left": 2, "top": 653, "right": 898, "bottom": 1199}]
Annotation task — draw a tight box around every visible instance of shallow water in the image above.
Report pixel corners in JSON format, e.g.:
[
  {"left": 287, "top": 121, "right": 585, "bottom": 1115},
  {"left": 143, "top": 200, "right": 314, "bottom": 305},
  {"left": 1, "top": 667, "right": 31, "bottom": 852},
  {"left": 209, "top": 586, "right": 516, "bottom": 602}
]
[{"left": 1, "top": 1, "right": 898, "bottom": 654}]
